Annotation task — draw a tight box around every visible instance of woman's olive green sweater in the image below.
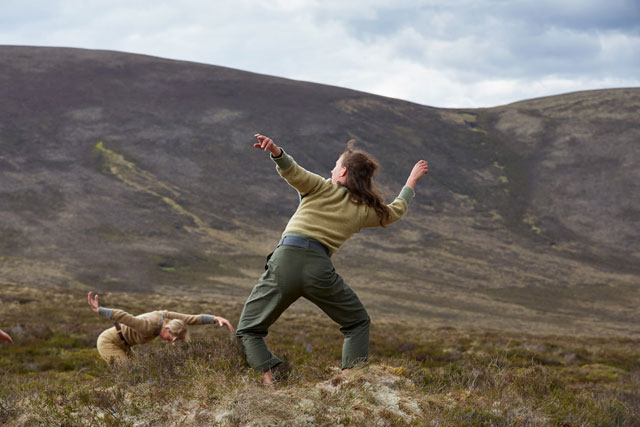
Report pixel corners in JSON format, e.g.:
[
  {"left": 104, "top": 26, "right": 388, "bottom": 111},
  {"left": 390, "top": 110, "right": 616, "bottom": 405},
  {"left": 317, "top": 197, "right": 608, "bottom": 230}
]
[{"left": 273, "top": 150, "right": 415, "bottom": 256}]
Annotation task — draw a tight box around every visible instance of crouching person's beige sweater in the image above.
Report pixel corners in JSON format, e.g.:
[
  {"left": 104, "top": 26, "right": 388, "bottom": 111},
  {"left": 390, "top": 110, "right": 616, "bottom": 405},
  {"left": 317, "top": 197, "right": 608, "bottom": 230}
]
[{"left": 96, "top": 307, "right": 216, "bottom": 363}]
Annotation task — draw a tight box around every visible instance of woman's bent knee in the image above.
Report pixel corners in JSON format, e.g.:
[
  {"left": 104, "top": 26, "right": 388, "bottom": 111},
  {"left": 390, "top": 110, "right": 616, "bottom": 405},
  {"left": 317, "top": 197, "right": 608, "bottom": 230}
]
[{"left": 340, "top": 315, "right": 370, "bottom": 335}]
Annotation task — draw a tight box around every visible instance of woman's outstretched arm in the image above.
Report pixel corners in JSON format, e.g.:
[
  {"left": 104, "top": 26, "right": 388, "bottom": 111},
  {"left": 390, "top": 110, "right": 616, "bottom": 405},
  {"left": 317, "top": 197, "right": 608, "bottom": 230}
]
[
  {"left": 361, "top": 160, "right": 429, "bottom": 228},
  {"left": 88, "top": 291, "right": 153, "bottom": 331},
  {"left": 253, "top": 133, "right": 328, "bottom": 196},
  {"left": 165, "top": 311, "right": 235, "bottom": 333}
]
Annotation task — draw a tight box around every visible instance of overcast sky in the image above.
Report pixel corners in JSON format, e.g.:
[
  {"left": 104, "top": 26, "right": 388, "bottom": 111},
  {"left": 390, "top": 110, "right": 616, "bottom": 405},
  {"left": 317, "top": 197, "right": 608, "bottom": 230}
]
[{"left": 2, "top": 0, "right": 639, "bottom": 107}]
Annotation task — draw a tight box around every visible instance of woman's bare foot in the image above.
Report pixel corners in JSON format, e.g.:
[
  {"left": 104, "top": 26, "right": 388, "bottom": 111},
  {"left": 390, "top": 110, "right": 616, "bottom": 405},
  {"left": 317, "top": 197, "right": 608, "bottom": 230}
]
[{"left": 262, "top": 369, "right": 274, "bottom": 387}]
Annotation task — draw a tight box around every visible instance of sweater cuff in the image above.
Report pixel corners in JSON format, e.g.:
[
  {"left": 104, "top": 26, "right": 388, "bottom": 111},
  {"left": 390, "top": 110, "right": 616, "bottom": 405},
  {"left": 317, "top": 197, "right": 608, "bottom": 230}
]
[
  {"left": 271, "top": 149, "right": 293, "bottom": 171},
  {"left": 98, "top": 307, "right": 114, "bottom": 319},
  {"left": 200, "top": 314, "right": 216, "bottom": 324},
  {"left": 397, "top": 186, "right": 415, "bottom": 206}
]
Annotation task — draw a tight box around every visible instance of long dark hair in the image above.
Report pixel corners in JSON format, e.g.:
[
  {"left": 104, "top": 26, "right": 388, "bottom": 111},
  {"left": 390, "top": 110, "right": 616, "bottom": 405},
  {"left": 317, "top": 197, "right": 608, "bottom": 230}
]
[{"left": 340, "top": 139, "right": 391, "bottom": 226}]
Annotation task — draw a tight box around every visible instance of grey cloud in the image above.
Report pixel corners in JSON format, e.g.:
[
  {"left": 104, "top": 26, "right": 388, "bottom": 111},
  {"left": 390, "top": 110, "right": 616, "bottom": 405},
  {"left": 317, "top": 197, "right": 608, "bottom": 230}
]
[
  {"left": 330, "top": 1, "right": 639, "bottom": 83},
  {"left": 500, "top": 0, "right": 640, "bottom": 33}
]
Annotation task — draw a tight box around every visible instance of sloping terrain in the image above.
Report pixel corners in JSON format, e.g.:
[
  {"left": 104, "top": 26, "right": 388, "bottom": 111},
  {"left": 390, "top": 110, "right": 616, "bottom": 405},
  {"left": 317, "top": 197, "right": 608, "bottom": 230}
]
[{"left": 0, "top": 46, "right": 638, "bottom": 336}]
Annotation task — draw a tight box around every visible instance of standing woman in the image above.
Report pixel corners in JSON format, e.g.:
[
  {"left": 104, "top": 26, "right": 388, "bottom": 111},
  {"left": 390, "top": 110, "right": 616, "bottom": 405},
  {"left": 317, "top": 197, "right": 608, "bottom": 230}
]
[
  {"left": 88, "top": 292, "right": 234, "bottom": 364},
  {"left": 236, "top": 134, "right": 429, "bottom": 385}
]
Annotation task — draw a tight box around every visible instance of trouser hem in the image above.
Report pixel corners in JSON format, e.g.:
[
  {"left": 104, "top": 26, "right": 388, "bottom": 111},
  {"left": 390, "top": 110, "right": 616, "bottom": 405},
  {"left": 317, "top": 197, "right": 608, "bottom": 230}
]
[
  {"left": 342, "top": 356, "right": 368, "bottom": 370},
  {"left": 255, "top": 356, "right": 283, "bottom": 372}
]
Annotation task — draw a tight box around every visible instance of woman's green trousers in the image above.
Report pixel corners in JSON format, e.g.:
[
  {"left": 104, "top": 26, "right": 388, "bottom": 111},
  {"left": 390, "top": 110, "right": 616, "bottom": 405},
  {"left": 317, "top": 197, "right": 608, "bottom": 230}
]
[{"left": 236, "top": 243, "right": 371, "bottom": 371}]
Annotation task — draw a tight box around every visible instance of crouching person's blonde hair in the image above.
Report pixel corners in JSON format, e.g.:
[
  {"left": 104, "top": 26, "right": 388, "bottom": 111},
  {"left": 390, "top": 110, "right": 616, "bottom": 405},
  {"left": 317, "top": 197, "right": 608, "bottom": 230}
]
[{"left": 165, "top": 319, "right": 190, "bottom": 342}]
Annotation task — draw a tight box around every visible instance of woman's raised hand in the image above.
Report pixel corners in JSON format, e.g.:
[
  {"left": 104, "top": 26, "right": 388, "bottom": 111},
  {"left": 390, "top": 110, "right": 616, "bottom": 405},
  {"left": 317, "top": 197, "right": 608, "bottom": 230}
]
[
  {"left": 406, "top": 160, "right": 429, "bottom": 189},
  {"left": 88, "top": 291, "right": 100, "bottom": 313},
  {"left": 253, "top": 134, "right": 282, "bottom": 157}
]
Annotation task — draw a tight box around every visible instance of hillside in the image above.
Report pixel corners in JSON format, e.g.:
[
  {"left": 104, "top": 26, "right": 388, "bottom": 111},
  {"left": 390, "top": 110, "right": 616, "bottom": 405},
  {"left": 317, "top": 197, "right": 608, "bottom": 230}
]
[{"left": 0, "top": 45, "right": 639, "bottom": 337}]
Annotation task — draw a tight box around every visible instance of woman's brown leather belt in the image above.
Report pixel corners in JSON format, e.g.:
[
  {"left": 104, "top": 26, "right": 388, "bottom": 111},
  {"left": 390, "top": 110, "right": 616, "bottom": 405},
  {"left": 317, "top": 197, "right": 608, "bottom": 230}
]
[{"left": 114, "top": 322, "right": 130, "bottom": 346}]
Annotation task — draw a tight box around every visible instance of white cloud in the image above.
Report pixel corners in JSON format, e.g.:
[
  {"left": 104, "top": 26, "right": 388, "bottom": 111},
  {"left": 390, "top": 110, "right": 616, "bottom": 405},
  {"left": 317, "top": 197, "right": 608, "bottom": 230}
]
[{"left": 1, "top": 0, "right": 639, "bottom": 107}]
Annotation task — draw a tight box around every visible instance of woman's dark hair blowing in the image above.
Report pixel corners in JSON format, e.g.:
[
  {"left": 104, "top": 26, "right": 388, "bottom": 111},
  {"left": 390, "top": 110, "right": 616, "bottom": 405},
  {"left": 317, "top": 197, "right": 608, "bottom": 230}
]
[{"left": 341, "top": 139, "right": 391, "bottom": 226}]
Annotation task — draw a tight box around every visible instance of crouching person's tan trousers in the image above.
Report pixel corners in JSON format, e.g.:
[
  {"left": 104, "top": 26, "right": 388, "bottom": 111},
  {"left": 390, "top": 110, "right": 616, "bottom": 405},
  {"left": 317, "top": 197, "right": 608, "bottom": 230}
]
[{"left": 97, "top": 327, "right": 130, "bottom": 363}]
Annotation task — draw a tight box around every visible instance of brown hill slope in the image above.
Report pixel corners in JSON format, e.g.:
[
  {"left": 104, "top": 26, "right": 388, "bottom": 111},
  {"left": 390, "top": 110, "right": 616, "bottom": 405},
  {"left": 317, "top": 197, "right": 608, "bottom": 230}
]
[{"left": 0, "top": 46, "right": 638, "bottom": 336}]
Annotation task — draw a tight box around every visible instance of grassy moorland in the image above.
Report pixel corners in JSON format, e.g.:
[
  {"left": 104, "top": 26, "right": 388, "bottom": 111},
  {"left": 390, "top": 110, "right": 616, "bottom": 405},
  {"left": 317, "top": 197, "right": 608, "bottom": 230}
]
[
  {"left": 1, "top": 283, "right": 639, "bottom": 426},
  {"left": 1, "top": 46, "right": 639, "bottom": 425}
]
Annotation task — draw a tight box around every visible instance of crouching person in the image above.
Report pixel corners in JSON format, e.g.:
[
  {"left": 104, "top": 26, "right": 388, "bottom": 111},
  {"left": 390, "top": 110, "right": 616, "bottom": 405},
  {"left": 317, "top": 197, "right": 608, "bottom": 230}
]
[{"left": 88, "top": 291, "right": 234, "bottom": 364}]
